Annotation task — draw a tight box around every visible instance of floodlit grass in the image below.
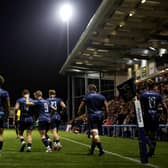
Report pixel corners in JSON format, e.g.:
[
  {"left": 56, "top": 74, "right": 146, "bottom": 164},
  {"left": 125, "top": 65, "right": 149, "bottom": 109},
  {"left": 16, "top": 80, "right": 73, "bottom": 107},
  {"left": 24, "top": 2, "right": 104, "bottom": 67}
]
[{"left": 0, "top": 130, "right": 167, "bottom": 168}]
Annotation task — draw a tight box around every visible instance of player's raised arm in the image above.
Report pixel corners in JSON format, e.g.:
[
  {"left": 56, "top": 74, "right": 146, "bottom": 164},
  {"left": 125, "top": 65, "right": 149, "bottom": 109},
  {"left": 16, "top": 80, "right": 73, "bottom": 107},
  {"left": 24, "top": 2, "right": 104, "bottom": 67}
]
[
  {"left": 14, "top": 102, "right": 20, "bottom": 111},
  {"left": 60, "top": 101, "right": 66, "bottom": 109},
  {"left": 104, "top": 100, "right": 109, "bottom": 117},
  {"left": 77, "top": 101, "right": 86, "bottom": 116}
]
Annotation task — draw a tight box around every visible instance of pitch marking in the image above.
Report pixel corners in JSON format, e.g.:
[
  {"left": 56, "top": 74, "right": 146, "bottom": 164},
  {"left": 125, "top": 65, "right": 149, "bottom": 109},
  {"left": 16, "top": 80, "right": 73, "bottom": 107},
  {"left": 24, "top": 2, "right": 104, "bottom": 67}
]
[{"left": 62, "top": 136, "right": 159, "bottom": 168}]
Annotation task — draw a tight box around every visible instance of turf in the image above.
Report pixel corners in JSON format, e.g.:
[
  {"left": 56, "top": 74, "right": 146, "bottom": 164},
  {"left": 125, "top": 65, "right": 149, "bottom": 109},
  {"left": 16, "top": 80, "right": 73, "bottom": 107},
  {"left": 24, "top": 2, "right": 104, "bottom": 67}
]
[{"left": 0, "top": 130, "right": 167, "bottom": 168}]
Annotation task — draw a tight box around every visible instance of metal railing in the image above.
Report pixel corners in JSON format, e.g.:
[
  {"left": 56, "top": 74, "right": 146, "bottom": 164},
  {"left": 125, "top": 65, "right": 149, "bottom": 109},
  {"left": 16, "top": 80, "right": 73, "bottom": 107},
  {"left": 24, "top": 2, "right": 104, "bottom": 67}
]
[
  {"left": 102, "top": 124, "right": 137, "bottom": 137},
  {"left": 101, "top": 124, "right": 168, "bottom": 139}
]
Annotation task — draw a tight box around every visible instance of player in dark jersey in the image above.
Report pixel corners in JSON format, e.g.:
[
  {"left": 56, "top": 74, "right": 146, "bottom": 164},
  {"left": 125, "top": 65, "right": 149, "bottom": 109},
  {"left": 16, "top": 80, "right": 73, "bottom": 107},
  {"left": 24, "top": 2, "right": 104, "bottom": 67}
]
[
  {"left": 47, "top": 89, "right": 66, "bottom": 150},
  {"left": 140, "top": 79, "right": 163, "bottom": 157},
  {"left": 77, "top": 84, "right": 109, "bottom": 156},
  {"left": 33, "top": 90, "right": 52, "bottom": 152},
  {"left": 0, "top": 75, "right": 10, "bottom": 152},
  {"left": 15, "top": 89, "right": 34, "bottom": 152}
]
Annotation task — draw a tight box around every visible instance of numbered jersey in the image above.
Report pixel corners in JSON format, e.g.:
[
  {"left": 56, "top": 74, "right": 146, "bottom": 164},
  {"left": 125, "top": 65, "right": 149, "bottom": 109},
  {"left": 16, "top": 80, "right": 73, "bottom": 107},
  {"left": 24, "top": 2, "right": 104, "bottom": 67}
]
[
  {"left": 140, "top": 90, "right": 162, "bottom": 121},
  {"left": 47, "top": 97, "right": 62, "bottom": 121},
  {"left": 34, "top": 98, "right": 51, "bottom": 122},
  {"left": 16, "top": 97, "right": 33, "bottom": 121}
]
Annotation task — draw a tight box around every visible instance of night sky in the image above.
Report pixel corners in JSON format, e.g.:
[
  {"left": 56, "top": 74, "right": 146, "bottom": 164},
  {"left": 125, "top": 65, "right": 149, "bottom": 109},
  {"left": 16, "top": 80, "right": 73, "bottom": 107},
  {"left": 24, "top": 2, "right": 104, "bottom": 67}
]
[{"left": 0, "top": 0, "right": 102, "bottom": 105}]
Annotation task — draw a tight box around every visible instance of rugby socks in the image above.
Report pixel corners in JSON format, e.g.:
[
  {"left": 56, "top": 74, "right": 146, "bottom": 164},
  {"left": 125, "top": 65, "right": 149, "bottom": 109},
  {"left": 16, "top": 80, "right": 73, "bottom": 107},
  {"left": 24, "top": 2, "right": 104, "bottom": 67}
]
[
  {"left": 45, "top": 134, "right": 49, "bottom": 139},
  {"left": 20, "top": 138, "right": 26, "bottom": 152},
  {"left": 46, "top": 134, "right": 52, "bottom": 148},
  {"left": 48, "top": 139, "right": 52, "bottom": 148},
  {"left": 0, "top": 141, "right": 3, "bottom": 150},
  {"left": 27, "top": 143, "right": 32, "bottom": 152},
  {"left": 20, "top": 138, "right": 25, "bottom": 143},
  {"left": 55, "top": 140, "right": 60, "bottom": 144},
  {"left": 27, "top": 143, "right": 32, "bottom": 147},
  {"left": 53, "top": 140, "right": 62, "bottom": 151},
  {"left": 96, "top": 142, "right": 103, "bottom": 151},
  {"left": 42, "top": 138, "right": 49, "bottom": 147},
  {"left": 53, "top": 140, "right": 60, "bottom": 146},
  {"left": 96, "top": 142, "right": 104, "bottom": 156},
  {"left": 148, "top": 141, "right": 156, "bottom": 157},
  {"left": 146, "top": 136, "right": 156, "bottom": 157},
  {"left": 89, "top": 142, "right": 96, "bottom": 154}
]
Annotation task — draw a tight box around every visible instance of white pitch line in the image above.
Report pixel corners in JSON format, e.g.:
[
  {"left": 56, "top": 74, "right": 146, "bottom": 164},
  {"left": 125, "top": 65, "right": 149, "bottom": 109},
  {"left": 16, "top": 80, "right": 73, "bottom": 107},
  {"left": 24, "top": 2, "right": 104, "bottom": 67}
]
[{"left": 62, "top": 136, "right": 159, "bottom": 168}]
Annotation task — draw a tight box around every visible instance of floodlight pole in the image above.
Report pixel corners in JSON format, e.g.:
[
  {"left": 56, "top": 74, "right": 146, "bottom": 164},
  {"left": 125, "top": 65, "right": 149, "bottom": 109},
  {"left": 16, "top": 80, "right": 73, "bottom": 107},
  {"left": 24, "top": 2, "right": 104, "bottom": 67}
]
[
  {"left": 59, "top": 2, "right": 73, "bottom": 120},
  {"left": 66, "top": 20, "right": 71, "bottom": 120},
  {"left": 66, "top": 20, "right": 70, "bottom": 57}
]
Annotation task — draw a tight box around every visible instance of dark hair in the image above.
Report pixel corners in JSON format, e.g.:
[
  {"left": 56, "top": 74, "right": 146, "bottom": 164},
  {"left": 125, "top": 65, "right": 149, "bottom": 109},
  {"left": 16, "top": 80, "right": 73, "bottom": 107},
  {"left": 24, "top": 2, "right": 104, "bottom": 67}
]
[
  {"left": 22, "top": 89, "right": 30, "bottom": 96},
  {"left": 146, "top": 79, "right": 155, "bottom": 90},
  {"left": 88, "top": 84, "right": 97, "bottom": 92},
  {"left": 49, "top": 89, "right": 56, "bottom": 96},
  {"left": 0, "top": 75, "right": 5, "bottom": 87},
  {"left": 34, "top": 90, "right": 43, "bottom": 97}
]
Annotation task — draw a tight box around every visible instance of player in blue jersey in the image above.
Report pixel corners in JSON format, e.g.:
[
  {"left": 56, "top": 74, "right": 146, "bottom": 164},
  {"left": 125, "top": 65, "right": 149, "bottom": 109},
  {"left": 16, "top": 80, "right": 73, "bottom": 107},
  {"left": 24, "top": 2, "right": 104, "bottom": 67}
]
[
  {"left": 15, "top": 89, "right": 34, "bottom": 152},
  {"left": 77, "top": 84, "right": 109, "bottom": 156},
  {"left": 0, "top": 75, "right": 10, "bottom": 152},
  {"left": 140, "top": 79, "right": 163, "bottom": 157},
  {"left": 33, "top": 90, "right": 52, "bottom": 152},
  {"left": 47, "top": 89, "right": 66, "bottom": 150}
]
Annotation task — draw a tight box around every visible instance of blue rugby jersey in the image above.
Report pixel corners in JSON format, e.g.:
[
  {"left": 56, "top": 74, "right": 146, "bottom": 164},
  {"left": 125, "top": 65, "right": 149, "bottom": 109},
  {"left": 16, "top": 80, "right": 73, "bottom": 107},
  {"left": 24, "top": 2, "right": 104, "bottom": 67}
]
[
  {"left": 33, "top": 98, "right": 51, "bottom": 122},
  {"left": 0, "top": 88, "right": 9, "bottom": 117},
  {"left": 140, "top": 90, "right": 162, "bottom": 121},
  {"left": 16, "top": 97, "right": 34, "bottom": 121},
  {"left": 47, "top": 97, "right": 62, "bottom": 120},
  {"left": 82, "top": 91, "right": 106, "bottom": 118}
]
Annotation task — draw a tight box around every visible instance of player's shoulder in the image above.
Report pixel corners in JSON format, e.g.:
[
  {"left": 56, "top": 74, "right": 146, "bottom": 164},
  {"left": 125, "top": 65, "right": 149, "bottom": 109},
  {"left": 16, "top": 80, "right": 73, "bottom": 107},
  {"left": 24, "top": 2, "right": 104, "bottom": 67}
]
[
  {"left": 87, "top": 92, "right": 105, "bottom": 100},
  {"left": 96, "top": 92, "right": 105, "bottom": 99},
  {"left": 43, "top": 98, "right": 50, "bottom": 104},
  {"left": 40, "top": 98, "right": 46, "bottom": 102},
  {"left": 17, "top": 97, "right": 24, "bottom": 103},
  {"left": 149, "top": 90, "right": 162, "bottom": 97},
  {"left": 0, "top": 88, "right": 9, "bottom": 96},
  {"left": 140, "top": 90, "right": 150, "bottom": 96},
  {"left": 29, "top": 97, "right": 34, "bottom": 101},
  {"left": 47, "top": 97, "right": 57, "bottom": 101},
  {"left": 55, "top": 97, "right": 62, "bottom": 102},
  {"left": 140, "top": 91, "right": 146, "bottom": 97}
]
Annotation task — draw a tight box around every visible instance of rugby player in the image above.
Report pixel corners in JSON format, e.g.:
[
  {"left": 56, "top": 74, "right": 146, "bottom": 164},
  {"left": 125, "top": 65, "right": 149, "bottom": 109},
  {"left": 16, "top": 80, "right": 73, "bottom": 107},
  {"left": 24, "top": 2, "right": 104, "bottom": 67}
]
[
  {"left": 77, "top": 84, "right": 109, "bottom": 156},
  {"left": 0, "top": 75, "right": 10, "bottom": 152},
  {"left": 47, "top": 89, "right": 66, "bottom": 150},
  {"left": 140, "top": 79, "right": 163, "bottom": 157},
  {"left": 33, "top": 90, "right": 52, "bottom": 152},
  {"left": 15, "top": 89, "right": 34, "bottom": 152}
]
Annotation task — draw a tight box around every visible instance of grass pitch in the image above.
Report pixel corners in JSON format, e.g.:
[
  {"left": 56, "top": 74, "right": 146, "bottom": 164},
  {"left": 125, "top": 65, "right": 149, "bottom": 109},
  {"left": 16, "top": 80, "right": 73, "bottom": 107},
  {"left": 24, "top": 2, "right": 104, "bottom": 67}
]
[{"left": 0, "top": 130, "right": 167, "bottom": 168}]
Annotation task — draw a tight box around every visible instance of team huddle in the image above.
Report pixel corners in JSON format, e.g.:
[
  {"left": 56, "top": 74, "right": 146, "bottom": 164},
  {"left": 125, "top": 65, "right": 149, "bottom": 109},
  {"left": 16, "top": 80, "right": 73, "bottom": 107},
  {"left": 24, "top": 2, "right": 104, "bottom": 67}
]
[
  {"left": 0, "top": 75, "right": 66, "bottom": 153},
  {"left": 15, "top": 89, "right": 66, "bottom": 152}
]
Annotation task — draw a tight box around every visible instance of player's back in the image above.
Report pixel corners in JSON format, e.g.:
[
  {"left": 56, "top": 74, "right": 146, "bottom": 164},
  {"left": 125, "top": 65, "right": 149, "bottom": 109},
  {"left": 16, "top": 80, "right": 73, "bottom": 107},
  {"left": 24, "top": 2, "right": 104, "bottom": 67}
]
[
  {"left": 0, "top": 88, "right": 9, "bottom": 112},
  {"left": 16, "top": 97, "right": 33, "bottom": 120},
  {"left": 140, "top": 90, "right": 162, "bottom": 120},
  {"left": 35, "top": 98, "right": 50, "bottom": 122},
  {"left": 140, "top": 91, "right": 162, "bottom": 110},
  {"left": 47, "top": 97, "right": 62, "bottom": 113},
  {"left": 84, "top": 92, "right": 105, "bottom": 115}
]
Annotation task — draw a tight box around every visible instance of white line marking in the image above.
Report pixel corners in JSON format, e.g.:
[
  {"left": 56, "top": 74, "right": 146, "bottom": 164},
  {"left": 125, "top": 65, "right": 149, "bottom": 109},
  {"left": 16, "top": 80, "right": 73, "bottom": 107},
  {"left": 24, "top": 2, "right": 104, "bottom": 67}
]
[{"left": 62, "top": 136, "right": 159, "bottom": 168}]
